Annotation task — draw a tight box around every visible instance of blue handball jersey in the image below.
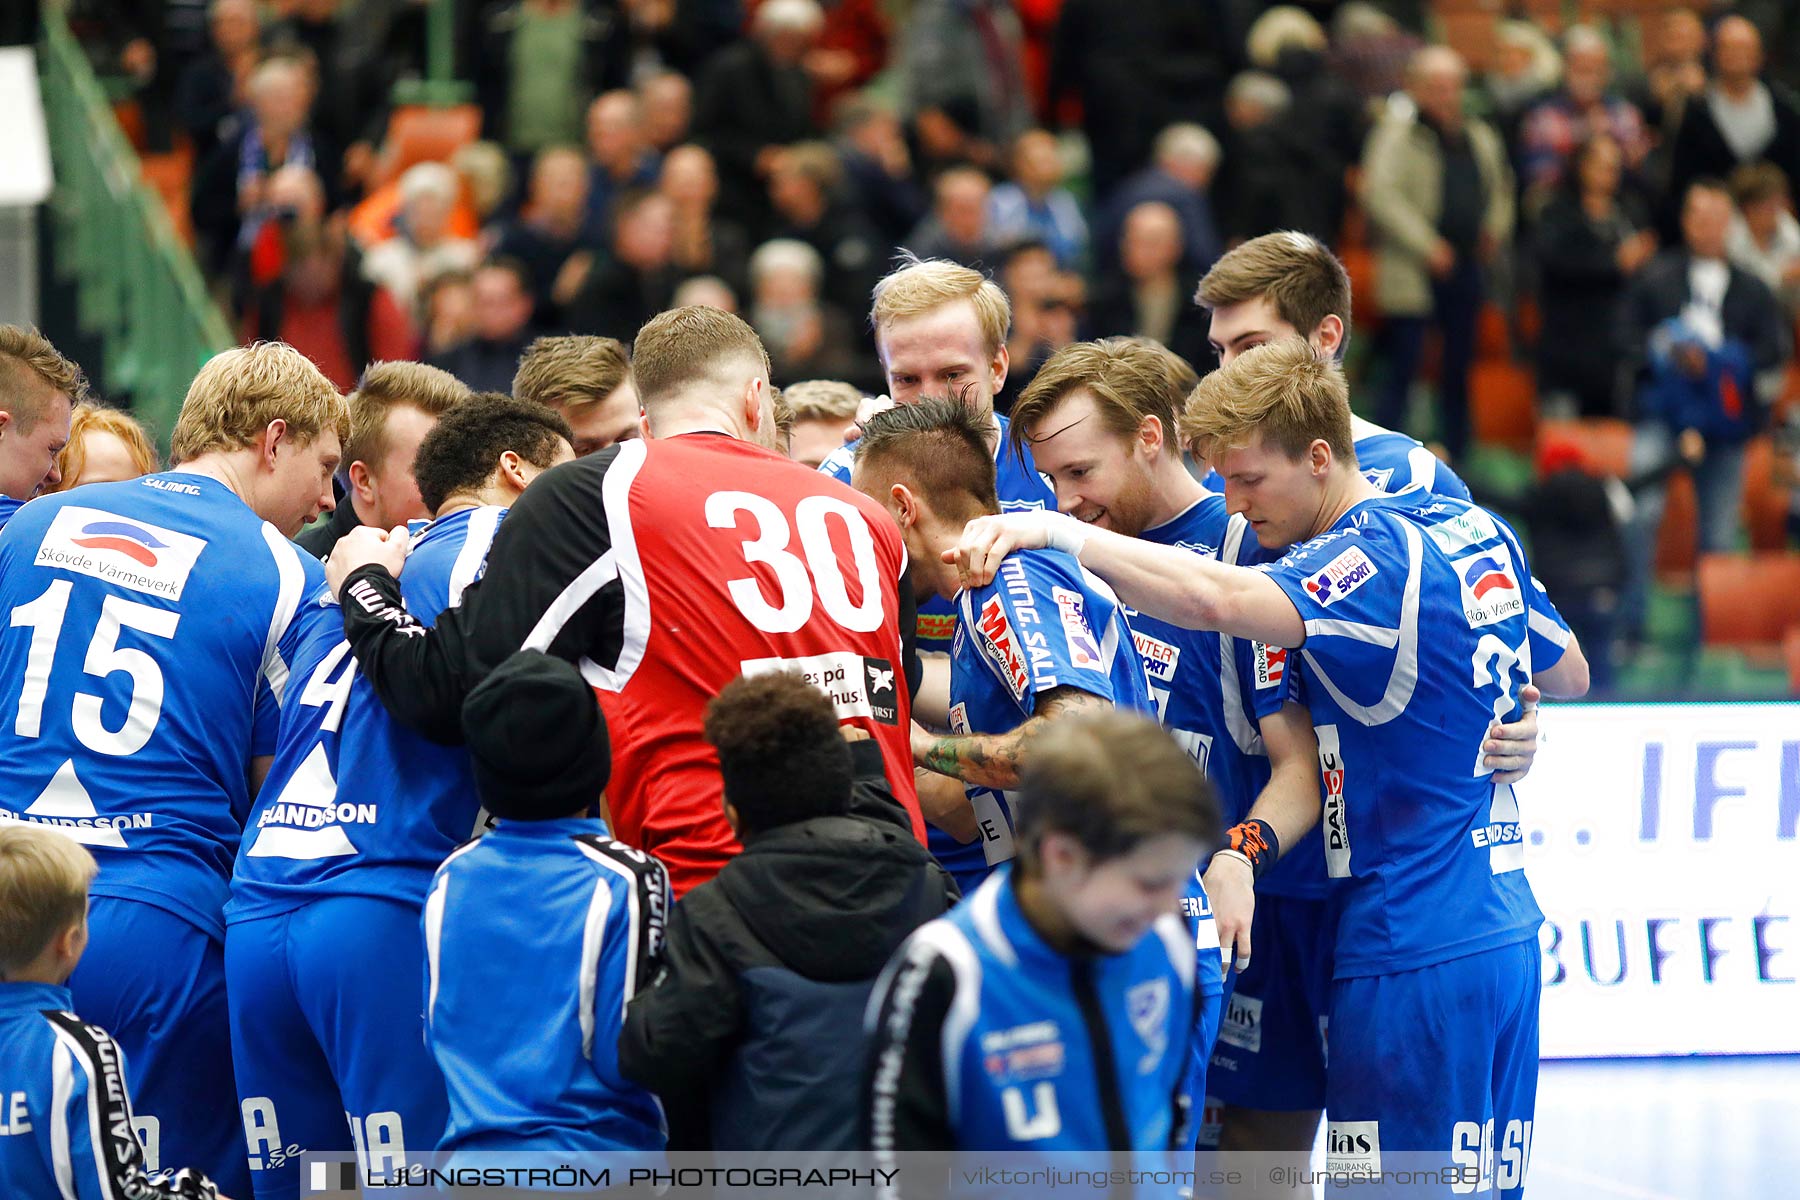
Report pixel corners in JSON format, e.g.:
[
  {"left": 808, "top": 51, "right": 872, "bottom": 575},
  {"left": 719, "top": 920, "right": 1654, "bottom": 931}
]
[
  {"left": 0, "top": 495, "right": 25, "bottom": 530},
  {"left": 228, "top": 505, "right": 509, "bottom": 919},
  {"left": 823, "top": 413, "right": 1055, "bottom": 653},
  {"left": 1256, "top": 490, "right": 1573, "bottom": 978},
  {"left": 939, "top": 546, "right": 1153, "bottom": 886},
  {"left": 1203, "top": 416, "right": 1471, "bottom": 501},
  {"left": 0, "top": 473, "right": 323, "bottom": 939}
]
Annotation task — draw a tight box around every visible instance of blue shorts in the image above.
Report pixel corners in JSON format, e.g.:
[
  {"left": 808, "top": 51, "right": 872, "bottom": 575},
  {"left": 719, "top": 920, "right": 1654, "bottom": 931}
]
[
  {"left": 226, "top": 896, "right": 448, "bottom": 1200},
  {"left": 1207, "top": 893, "right": 1334, "bottom": 1113},
  {"left": 1325, "top": 939, "right": 1540, "bottom": 1198},
  {"left": 68, "top": 897, "right": 249, "bottom": 1198}
]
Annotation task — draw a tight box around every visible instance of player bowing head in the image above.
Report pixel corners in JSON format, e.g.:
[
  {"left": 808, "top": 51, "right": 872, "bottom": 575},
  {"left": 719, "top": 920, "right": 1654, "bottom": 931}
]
[
  {"left": 1181, "top": 337, "right": 1358, "bottom": 551},
  {"left": 851, "top": 397, "right": 1000, "bottom": 604}
]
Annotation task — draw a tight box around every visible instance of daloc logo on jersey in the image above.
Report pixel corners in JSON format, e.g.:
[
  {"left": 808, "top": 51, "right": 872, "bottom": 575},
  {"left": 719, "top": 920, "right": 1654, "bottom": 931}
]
[
  {"left": 1302, "top": 546, "right": 1378, "bottom": 608},
  {"left": 36, "top": 505, "right": 208, "bottom": 600},
  {"left": 1452, "top": 548, "right": 1524, "bottom": 628},
  {"left": 1317, "top": 725, "right": 1351, "bottom": 878}
]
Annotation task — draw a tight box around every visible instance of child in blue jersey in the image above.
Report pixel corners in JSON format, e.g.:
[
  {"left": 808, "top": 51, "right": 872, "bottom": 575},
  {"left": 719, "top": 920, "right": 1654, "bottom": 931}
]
[
  {"left": 426, "top": 651, "right": 669, "bottom": 1159},
  {"left": 0, "top": 327, "right": 83, "bottom": 529},
  {"left": 0, "top": 827, "right": 223, "bottom": 1200},
  {"left": 951, "top": 340, "right": 1590, "bottom": 1198},
  {"left": 864, "top": 709, "right": 1219, "bottom": 1191},
  {"left": 224, "top": 396, "right": 574, "bottom": 1198},
  {"left": 850, "top": 399, "right": 1152, "bottom": 896},
  {"left": 0, "top": 344, "right": 346, "bottom": 1197}
]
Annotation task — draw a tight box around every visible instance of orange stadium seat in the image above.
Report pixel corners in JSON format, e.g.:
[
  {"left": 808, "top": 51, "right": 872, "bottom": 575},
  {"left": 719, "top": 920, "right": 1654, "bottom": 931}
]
[
  {"left": 373, "top": 104, "right": 482, "bottom": 188},
  {"left": 1786, "top": 625, "right": 1800, "bottom": 694},
  {"left": 1655, "top": 471, "right": 1697, "bottom": 579},
  {"left": 1697, "top": 553, "right": 1800, "bottom": 646},
  {"left": 1742, "top": 436, "right": 1790, "bottom": 552},
  {"left": 1537, "top": 417, "right": 1634, "bottom": 477},
  {"left": 1470, "top": 360, "right": 1536, "bottom": 449}
]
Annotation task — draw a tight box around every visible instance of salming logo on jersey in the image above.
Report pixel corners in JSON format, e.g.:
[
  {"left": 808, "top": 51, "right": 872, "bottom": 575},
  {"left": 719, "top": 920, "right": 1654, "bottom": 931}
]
[{"left": 34, "top": 507, "right": 207, "bottom": 600}]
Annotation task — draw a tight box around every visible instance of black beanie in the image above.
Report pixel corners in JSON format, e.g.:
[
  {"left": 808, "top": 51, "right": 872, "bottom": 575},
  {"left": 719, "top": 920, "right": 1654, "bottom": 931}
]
[{"left": 461, "top": 651, "right": 612, "bottom": 821}]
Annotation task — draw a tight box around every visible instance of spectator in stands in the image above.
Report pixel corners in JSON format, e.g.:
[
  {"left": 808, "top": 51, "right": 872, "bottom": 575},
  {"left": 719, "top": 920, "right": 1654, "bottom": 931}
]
[
  {"left": 907, "top": 168, "right": 1003, "bottom": 270},
  {"left": 748, "top": 239, "right": 861, "bottom": 387},
  {"left": 585, "top": 90, "right": 663, "bottom": 241},
  {"left": 565, "top": 189, "right": 680, "bottom": 340},
  {"left": 1000, "top": 240, "right": 1081, "bottom": 403},
  {"left": 430, "top": 258, "right": 542, "bottom": 394},
  {"left": 1477, "top": 21, "right": 1560, "bottom": 159},
  {"left": 1049, "top": 0, "right": 1243, "bottom": 196},
  {"left": 421, "top": 269, "right": 477, "bottom": 358},
  {"left": 454, "top": 141, "right": 515, "bottom": 239},
  {"left": 473, "top": 0, "right": 611, "bottom": 158},
  {"left": 1251, "top": 4, "right": 1364, "bottom": 243},
  {"left": 834, "top": 94, "right": 926, "bottom": 249},
  {"left": 899, "top": 0, "right": 1031, "bottom": 174},
  {"left": 692, "top": 0, "right": 823, "bottom": 240},
  {"left": 662, "top": 143, "right": 750, "bottom": 296},
  {"left": 512, "top": 335, "right": 642, "bottom": 457},
  {"left": 1326, "top": 2, "right": 1421, "bottom": 109},
  {"left": 1617, "top": 178, "right": 1790, "bottom": 643},
  {"left": 1094, "top": 124, "right": 1223, "bottom": 278},
  {"left": 1727, "top": 162, "right": 1800, "bottom": 315},
  {"left": 192, "top": 54, "right": 339, "bottom": 276},
  {"left": 619, "top": 671, "right": 954, "bottom": 1152},
  {"left": 767, "top": 141, "right": 881, "bottom": 320},
  {"left": 596, "top": 0, "right": 739, "bottom": 89},
  {"left": 1518, "top": 26, "right": 1651, "bottom": 214},
  {"left": 1666, "top": 17, "right": 1800, "bottom": 240},
  {"left": 988, "top": 129, "right": 1088, "bottom": 271},
  {"left": 1086, "top": 202, "right": 1211, "bottom": 371},
  {"left": 173, "top": 0, "right": 263, "bottom": 161},
  {"left": 781, "top": 378, "right": 863, "bottom": 468},
  {"left": 1364, "top": 45, "right": 1514, "bottom": 459},
  {"left": 673, "top": 274, "right": 739, "bottom": 313},
  {"left": 296, "top": 361, "right": 469, "bottom": 557},
  {"left": 47, "top": 404, "right": 157, "bottom": 493},
  {"left": 494, "top": 146, "right": 598, "bottom": 324},
  {"left": 639, "top": 70, "right": 693, "bottom": 153},
  {"left": 359, "top": 163, "right": 483, "bottom": 322},
  {"left": 1217, "top": 70, "right": 1334, "bottom": 244},
  {"left": 236, "top": 165, "right": 416, "bottom": 391},
  {"left": 1535, "top": 134, "right": 1658, "bottom": 419}
]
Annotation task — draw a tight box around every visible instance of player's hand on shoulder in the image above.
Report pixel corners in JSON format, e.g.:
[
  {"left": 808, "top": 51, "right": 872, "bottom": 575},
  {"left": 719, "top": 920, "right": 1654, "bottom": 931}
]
[
  {"left": 947, "top": 510, "right": 1087, "bottom": 588},
  {"left": 1485, "top": 683, "right": 1540, "bottom": 785},
  {"left": 325, "top": 524, "right": 412, "bottom": 600}
]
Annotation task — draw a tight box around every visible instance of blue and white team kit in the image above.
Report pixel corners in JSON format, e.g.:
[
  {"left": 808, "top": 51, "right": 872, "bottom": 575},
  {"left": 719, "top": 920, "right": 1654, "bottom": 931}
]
[
  {"left": 1203, "top": 414, "right": 1473, "bottom": 502},
  {"left": 0, "top": 472, "right": 326, "bottom": 1199},
  {"left": 1257, "top": 489, "right": 1570, "bottom": 1192},
  {"left": 821, "top": 412, "right": 1055, "bottom": 653},
  {"left": 224, "top": 504, "right": 508, "bottom": 1198}
]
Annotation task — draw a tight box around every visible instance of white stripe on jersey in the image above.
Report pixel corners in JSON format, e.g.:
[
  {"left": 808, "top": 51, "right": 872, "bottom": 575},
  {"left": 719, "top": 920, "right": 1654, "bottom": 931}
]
[
  {"left": 581, "top": 438, "right": 652, "bottom": 693},
  {"left": 1529, "top": 607, "right": 1572, "bottom": 649},
  {"left": 574, "top": 840, "right": 653, "bottom": 1029},
  {"left": 446, "top": 506, "right": 504, "bottom": 610},
  {"left": 424, "top": 841, "right": 483, "bottom": 1025},
  {"left": 1406, "top": 445, "right": 1440, "bottom": 492},
  {"left": 49, "top": 1037, "right": 77, "bottom": 1200},
  {"left": 1153, "top": 912, "right": 1200, "bottom": 989},
  {"left": 1216, "top": 516, "right": 1266, "bottom": 755},
  {"left": 1303, "top": 619, "right": 1401, "bottom": 647},
  {"left": 966, "top": 873, "right": 1018, "bottom": 969},
  {"left": 48, "top": 1022, "right": 123, "bottom": 1200},
  {"left": 573, "top": 858, "right": 615, "bottom": 1061},
  {"left": 1300, "top": 518, "right": 1423, "bottom": 726},
  {"left": 895, "top": 918, "right": 985, "bottom": 1130},
  {"left": 258, "top": 523, "right": 308, "bottom": 704}
]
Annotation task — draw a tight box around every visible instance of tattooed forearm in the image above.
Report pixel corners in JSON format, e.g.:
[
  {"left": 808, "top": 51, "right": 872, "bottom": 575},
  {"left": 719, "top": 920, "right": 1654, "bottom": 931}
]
[{"left": 913, "top": 687, "right": 1108, "bottom": 789}]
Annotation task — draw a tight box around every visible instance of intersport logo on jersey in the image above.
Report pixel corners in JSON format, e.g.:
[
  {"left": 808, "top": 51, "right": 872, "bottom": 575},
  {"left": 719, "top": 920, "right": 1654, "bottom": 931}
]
[{"left": 35, "top": 506, "right": 206, "bottom": 600}]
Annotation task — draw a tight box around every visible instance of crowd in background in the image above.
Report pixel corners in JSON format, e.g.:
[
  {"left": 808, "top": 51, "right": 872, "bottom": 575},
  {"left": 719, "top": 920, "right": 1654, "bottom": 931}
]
[{"left": 47, "top": 0, "right": 1800, "bottom": 679}]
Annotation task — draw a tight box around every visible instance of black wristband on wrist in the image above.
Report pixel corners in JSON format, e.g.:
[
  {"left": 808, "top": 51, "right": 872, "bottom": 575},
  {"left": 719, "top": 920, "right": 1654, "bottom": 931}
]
[{"left": 1225, "top": 818, "right": 1280, "bottom": 881}]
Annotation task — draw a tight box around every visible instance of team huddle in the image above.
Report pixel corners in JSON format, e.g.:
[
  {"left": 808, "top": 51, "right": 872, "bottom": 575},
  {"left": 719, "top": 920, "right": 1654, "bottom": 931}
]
[{"left": 0, "top": 233, "right": 1585, "bottom": 1200}]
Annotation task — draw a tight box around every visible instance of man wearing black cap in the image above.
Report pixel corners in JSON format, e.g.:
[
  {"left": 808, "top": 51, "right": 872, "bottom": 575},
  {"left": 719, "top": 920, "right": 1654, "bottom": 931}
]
[{"left": 422, "top": 651, "right": 670, "bottom": 1158}]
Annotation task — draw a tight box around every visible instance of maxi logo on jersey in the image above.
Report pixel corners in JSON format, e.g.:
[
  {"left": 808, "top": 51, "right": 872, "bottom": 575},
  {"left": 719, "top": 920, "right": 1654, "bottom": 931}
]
[
  {"left": 1301, "top": 546, "right": 1378, "bottom": 608},
  {"left": 35, "top": 506, "right": 207, "bottom": 600},
  {"left": 739, "top": 650, "right": 900, "bottom": 725},
  {"left": 1253, "top": 643, "right": 1287, "bottom": 691},
  {"left": 1452, "top": 548, "right": 1524, "bottom": 628}
]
